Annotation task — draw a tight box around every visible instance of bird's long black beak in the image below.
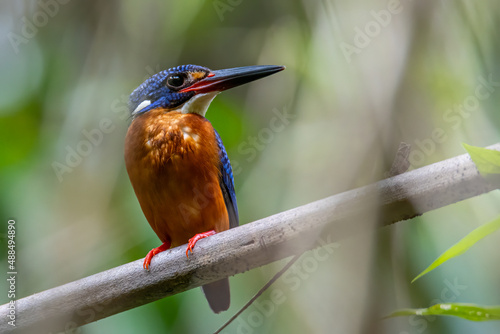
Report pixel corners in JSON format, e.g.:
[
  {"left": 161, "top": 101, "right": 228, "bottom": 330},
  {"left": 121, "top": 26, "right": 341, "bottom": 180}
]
[{"left": 180, "top": 65, "right": 285, "bottom": 93}]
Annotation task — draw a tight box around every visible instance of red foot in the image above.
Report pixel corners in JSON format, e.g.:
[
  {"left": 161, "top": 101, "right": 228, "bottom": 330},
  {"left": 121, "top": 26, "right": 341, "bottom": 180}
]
[
  {"left": 143, "top": 241, "right": 171, "bottom": 270},
  {"left": 186, "top": 230, "right": 216, "bottom": 258}
]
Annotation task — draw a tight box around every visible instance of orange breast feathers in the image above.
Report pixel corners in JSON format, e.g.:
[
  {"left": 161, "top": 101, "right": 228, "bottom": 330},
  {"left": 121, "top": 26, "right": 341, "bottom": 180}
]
[{"left": 124, "top": 109, "right": 229, "bottom": 247}]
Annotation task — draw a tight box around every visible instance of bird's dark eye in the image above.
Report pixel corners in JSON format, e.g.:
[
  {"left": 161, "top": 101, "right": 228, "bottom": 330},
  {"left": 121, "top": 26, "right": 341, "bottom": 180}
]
[{"left": 166, "top": 74, "right": 186, "bottom": 89}]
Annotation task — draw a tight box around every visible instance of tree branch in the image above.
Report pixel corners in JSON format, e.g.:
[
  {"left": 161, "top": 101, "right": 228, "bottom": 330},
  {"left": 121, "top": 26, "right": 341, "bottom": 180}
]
[{"left": 2, "top": 144, "right": 500, "bottom": 333}]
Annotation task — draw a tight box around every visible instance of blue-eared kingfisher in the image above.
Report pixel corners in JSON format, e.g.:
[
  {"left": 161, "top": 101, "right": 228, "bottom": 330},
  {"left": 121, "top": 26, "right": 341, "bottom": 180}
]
[{"left": 124, "top": 64, "right": 285, "bottom": 313}]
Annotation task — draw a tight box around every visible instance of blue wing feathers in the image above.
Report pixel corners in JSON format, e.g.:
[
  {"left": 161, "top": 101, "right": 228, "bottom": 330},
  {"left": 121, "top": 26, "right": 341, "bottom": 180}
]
[{"left": 214, "top": 130, "right": 239, "bottom": 228}]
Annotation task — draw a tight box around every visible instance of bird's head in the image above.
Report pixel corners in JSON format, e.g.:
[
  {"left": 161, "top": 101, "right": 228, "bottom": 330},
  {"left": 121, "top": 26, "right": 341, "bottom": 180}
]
[{"left": 129, "top": 64, "right": 285, "bottom": 117}]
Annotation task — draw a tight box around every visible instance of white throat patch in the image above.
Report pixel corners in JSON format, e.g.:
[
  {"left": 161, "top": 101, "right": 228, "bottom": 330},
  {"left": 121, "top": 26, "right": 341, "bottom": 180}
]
[{"left": 177, "top": 92, "right": 219, "bottom": 117}]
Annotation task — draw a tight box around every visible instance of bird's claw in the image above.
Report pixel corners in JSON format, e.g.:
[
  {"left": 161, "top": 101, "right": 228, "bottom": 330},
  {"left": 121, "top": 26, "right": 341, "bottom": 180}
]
[
  {"left": 143, "top": 241, "right": 171, "bottom": 270},
  {"left": 186, "top": 230, "right": 216, "bottom": 258}
]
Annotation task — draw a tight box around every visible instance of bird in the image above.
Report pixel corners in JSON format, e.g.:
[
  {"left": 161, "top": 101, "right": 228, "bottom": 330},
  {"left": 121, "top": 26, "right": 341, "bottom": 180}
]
[{"left": 124, "top": 64, "right": 285, "bottom": 313}]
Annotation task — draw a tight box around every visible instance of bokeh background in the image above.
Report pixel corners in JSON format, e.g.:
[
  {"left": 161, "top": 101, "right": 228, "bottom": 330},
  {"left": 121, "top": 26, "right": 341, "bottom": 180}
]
[{"left": 1, "top": 0, "right": 500, "bottom": 333}]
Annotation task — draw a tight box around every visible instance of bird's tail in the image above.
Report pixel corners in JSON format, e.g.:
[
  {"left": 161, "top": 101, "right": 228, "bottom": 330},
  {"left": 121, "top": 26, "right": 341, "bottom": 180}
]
[{"left": 201, "top": 278, "right": 230, "bottom": 313}]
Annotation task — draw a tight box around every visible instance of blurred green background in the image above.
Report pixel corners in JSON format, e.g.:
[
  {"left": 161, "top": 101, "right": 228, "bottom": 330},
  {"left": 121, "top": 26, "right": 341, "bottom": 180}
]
[{"left": 1, "top": 0, "right": 500, "bottom": 333}]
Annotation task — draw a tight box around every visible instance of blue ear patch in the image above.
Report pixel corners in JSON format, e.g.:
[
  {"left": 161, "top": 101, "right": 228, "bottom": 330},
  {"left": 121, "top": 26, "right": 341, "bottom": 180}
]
[{"left": 129, "top": 77, "right": 194, "bottom": 116}]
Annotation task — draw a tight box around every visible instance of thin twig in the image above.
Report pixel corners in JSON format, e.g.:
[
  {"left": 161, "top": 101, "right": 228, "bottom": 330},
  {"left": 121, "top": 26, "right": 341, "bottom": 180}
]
[{"left": 213, "top": 253, "right": 302, "bottom": 334}]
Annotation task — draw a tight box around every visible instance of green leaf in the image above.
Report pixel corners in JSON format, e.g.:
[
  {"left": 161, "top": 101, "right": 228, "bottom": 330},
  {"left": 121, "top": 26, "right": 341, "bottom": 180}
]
[
  {"left": 386, "top": 303, "right": 500, "bottom": 321},
  {"left": 412, "top": 216, "right": 500, "bottom": 282},
  {"left": 463, "top": 143, "right": 500, "bottom": 175}
]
